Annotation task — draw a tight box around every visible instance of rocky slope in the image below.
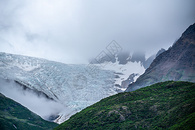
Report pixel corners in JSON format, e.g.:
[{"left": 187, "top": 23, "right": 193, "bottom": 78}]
[
  {"left": 126, "top": 23, "right": 195, "bottom": 92},
  {"left": 54, "top": 81, "right": 195, "bottom": 130}
]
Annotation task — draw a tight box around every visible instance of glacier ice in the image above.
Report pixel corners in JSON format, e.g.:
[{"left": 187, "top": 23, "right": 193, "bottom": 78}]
[
  {"left": 0, "top": 52, "right": 117, "bottom": 123},
  {"left": 0, "top": 52, "right": 145, "bottom": 123}
]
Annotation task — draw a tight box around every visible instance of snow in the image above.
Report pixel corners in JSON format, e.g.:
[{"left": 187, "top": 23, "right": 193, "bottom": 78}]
[
  {"left": 0, "top": 52, "right": 145, "bottom": 123},
  {"left": 94, "top": 57, "right": 145, "bottom": 91}
]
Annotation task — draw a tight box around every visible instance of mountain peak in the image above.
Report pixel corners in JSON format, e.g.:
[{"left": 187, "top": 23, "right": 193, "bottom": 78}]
[
  {"left": 126, "top": 23, "right": 195, "bottom": 92},
  {"left": 181, "top": 23, "right": 195, "bottom": 39}
]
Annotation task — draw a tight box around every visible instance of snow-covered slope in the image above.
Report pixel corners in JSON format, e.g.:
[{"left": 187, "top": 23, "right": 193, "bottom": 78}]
[
  {"left": 90, "top": 50, "right": 165, "bottom": 91},
  {"left": 94, "top": 60, "right": 145, "bottom": 92},
  {"left": 0, "top": 52, "right": 117, "bottom": 123}
]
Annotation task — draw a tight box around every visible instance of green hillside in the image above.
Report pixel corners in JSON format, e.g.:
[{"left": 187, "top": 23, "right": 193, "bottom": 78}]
[
  {"left": 0, "top": 93, "right": 58, "bottom": 130},
  {"left": 55, "top": 81, "right": 195, "bottom": 130}
]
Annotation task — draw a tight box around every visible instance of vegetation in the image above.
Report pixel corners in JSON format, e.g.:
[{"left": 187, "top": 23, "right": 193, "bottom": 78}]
[
  {"left": 55, "top": 81, "right": 195, "bottom": 130},
  {"left": 0, "top": 93, "right": 58, "bottom": 130}
]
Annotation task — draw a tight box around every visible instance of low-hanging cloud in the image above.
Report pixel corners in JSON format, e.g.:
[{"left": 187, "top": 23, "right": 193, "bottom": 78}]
[
  {"left": 0, "top": 78, "right": 64, "bottom": 121},
  {"left": 0, "top": 0, "right": 195, "bottom": 63}
]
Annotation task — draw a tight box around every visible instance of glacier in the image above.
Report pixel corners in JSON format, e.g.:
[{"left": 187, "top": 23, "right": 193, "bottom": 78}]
[{"left": 0, "top": 52, "right": 145, "bottom": 123}]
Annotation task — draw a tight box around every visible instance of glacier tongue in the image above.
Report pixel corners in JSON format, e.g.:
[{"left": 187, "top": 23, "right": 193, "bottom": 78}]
[{"left": 0, "top": 52, "right": 117, "bottom": 123}]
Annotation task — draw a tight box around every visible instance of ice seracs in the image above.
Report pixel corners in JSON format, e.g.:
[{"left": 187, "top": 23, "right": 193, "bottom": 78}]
[{"left": 0, "top": 52, "right": 117, "bottom": 123}]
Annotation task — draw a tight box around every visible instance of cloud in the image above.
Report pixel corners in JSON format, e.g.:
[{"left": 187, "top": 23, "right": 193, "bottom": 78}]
[
  {"left": 0, "top": 0, "right": 195, "bottom": 63},
  {"left": 0, "top": 78, "right": 64, "bottom": 121}
]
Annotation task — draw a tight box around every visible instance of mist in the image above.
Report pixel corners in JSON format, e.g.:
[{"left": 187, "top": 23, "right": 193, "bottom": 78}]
[
  {"left": 0, "top": 0, "right": 195, "bottom": 63},
  {"left": 0, "top": 78, "right": 64, "bottom": 121}
]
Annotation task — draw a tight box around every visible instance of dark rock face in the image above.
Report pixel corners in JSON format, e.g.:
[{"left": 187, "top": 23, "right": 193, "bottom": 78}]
[
  {"left": 126, "top": 23, "right": 195, "bottom": 92},
  {"left": 143, "top": 54, "right": 156, "bottom": 69},
  {"left": 130, "top": 51, "right": 145, "bottom": 64},
  {"left": 117, "top": 52, "right": 131, "bottom": 64},
  {"left": 155, "top": 48, "right": 166, "bottom": 57},
  {"left": 121, "top": 73, "right": 139, "bottom": 89},
  {"left": 90, "top": 50, "right": 164, "bottom": 69}
]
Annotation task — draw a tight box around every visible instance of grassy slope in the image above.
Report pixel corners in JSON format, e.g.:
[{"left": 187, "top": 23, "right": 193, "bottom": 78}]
[
  {"left": 55, "top": 81, "right": 195, "bottom": 130},
  {"left": 0, "top": 93, "right": 58, "bottom": 130}
]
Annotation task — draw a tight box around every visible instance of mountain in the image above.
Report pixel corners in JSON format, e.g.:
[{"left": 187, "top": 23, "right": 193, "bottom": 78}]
[
  {"left": 90, "top": 50, "right": 165, "bottom": 69},
  {"left": 143, "top": 48, "right": 166, "bottom": 69},
  {"left": 90, "top": 50, "right": 165, "bottom": 90},
  {"left": 155, "top": 48, "right": 166, "bottom": 57},
  {"left": 0, "top": 52, "right": 117, "bottom": 123},
  {"left": 0, "top": 92, "right": 57, "bottom": 130},
  {"left": 126, "top": 23, "right": 195, "bottom": 92},
  {"left": 54, "top": 81, "right": 195, "bottom": 130}
]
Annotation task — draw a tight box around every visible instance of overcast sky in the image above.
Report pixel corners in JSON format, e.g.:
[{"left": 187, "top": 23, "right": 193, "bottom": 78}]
[{"left": 0, "top": 0, "right": 195, "bottom": 64}]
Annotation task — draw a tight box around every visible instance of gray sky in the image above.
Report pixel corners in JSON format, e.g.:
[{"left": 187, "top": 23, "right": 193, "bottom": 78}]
[{"left": 0, "top": 0, "right": 195, "bottom": 64}]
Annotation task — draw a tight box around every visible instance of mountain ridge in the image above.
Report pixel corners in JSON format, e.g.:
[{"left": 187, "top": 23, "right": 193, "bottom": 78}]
[
  {"left": 55, "top": 81, "right": 195, "bottom": 130},
  {"left": 126, "top": 23, "right": 195, "bottom": 92}
]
